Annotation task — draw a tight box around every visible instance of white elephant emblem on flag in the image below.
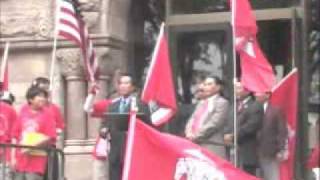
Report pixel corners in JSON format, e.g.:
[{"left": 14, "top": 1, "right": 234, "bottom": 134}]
[{"left": 174, "top": 149, "right": 226, "bottom": 180}]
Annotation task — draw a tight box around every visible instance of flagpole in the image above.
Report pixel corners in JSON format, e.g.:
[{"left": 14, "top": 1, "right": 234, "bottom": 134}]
[
  {"left": 49, "top": 0, "right": 60, "bottom": 92},
  {"left": 1, "top": 42, "right": 10, "bottom": 84},
  {"left": 122, "top": 97, "right": 138, "bottom": 180},
  {"left": 271, "top": 68, "right": 297, "bottom": 92},
  {"left": 231, "top": 0, "right": 238, "bottom": 167}
]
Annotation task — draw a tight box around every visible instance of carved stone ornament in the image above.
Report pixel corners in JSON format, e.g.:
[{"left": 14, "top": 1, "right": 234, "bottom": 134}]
[
  {"left": 77, "top": 0, "right": 102, "bottom": 32},
  {"left": 97, "top": 47, "right": 127, "bottom": 78},
  {"left": 78, "top": 0, "right": 102, "bottom": 12},
  {"left": 38, "top": 13, "right": 53, "bottom": 38},
  {"left": 56, "top": 47, "right": 114, "bottom": 79},
  {"left": 56, "top": 49, "right": 85, "bottom": 78},
  {"left": 82, "top": 12, "right": 100, "bottom": 31},
  {"left": 95, "top": 47, "right": 112, "bottom": 76},
  {"left": 0, "top": 0, "right": 52, "bottom": 38}
]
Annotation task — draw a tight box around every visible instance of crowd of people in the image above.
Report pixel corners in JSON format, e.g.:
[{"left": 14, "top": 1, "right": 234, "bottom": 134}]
[
  {"left": 0, "top": 77, "right": 64, "bottom": 180},
  {"left": 1, "top": 73, "right": 319, "bottom": 180},
  {"left": 84, "top": 73, "right": 292, "bottom": 180},
  {"left": 183, "top": 76, "right": 289, "bottom": 179}
]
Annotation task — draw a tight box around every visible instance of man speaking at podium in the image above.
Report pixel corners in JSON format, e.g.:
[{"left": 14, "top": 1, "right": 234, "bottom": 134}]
[{"left": 100, "top": 73, "right": 151, "bottom": 180}]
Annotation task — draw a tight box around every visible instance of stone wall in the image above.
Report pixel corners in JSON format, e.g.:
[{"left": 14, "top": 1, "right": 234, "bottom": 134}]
[{"left": 0, "top": 0, "right": 134, "bottom": 179}]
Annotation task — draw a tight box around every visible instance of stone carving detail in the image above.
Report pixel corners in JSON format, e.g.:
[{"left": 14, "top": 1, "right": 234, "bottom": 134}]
[
  {"left": 56, "top": 49, "right": 85, "bottom": 77},
  {"left": 78, "top": 0, "right": 102, "bottom": 32},
  {"left": 95, "top": 48, "right": 112, "bottom": 76},
  {"left": 56, "top": 47, "right": 113, "bottom": 78},
  {"left": 0, "top": 13, "right": 39, "bottom": 37},
  {"left": 0, "top": 0, "right": 106, "bottom": 38},
  {"left": 0, "top": 0, "right": 53, "bottom": 38},
  {"left": 82, "top": 12, "right": 100, "bottom": 32},
  {"left": 38, "top": 13, "right": 53, "bottom": 38},
  {"left": 79, "top": 0, "right": 101, "bottom": 12}
]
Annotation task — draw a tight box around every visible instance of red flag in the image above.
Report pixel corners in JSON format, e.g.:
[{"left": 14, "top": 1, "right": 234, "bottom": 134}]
[
  {"left": 270, "top": 68, "right": 298, "bottom": 180},
  {"left": 306, "top": 145, "right": 320, "bottom": 169},
  {"left": 56, "top": 0, "right": 98, "bottom": 82},
  {"left": 123, "top": 119, "right": 261, "bottom": 180},
  {"left": 239, "top": 39, "right": 276, "bottom": 93},
  {"left": 141, "top": 23, "right": 177, "bottom": 126},
  {"left": 231, "top": 0, "right": 258, "bottom": 51},
  {"left": 1, "top": 42, "right": 10, "bottom": 91},
  {"left": 231, "top": 0, "right": 275, "bottom": 93}
]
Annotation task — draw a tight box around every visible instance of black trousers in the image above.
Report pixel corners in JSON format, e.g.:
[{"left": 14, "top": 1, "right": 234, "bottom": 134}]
[
  {"left": 242, "top": 165, "right": 258, "bottom": 176},
  {"left": 44, "top": 147, "right": 60, "bottom": 180},
  {"left": 109, "top": 131, "right": 126, "bottom": 180}
]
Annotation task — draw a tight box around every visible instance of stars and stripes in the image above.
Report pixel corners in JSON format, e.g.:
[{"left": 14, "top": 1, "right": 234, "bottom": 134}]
[{"left": 56, "top": 0, "right": 98, "bottom": 82}]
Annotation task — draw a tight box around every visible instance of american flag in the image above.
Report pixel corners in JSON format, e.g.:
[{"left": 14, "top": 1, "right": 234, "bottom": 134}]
[{"left": 57, "top": 0, "right": 98, "bottom": 82}]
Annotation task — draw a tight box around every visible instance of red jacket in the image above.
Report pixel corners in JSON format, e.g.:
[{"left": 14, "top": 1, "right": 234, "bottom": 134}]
[
  {"left": 0, "top": 101, "right": 17, "bottom": 143},
  {"left": 307, "top": 145, "right": 320, "bottom": 168}
]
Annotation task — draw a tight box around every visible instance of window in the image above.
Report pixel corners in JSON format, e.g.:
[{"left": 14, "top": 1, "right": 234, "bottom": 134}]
[{"left": 170, "top": 0, "right": 293, "bottom": 15}]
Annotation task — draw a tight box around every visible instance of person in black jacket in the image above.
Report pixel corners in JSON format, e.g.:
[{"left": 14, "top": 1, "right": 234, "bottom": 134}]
[
  {"left": 100, "top": 73, "right": 151, "bottom": 180},
  {"left": 224, "top": 82, "right": 264, "bottom": 175},
  {"left": 255, "top": 92, "right": 288, "bottom": 180}
]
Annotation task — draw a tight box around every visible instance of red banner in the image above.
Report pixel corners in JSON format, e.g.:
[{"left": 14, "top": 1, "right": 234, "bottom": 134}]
[
  {"left": 270, "top": 69, "right": 298, "bottom": 180},
  {"left": 141, "top": 23, "right": 177, "bottom": 126},
  {"left": 123, "top": 119, "right": 261, "bottom": 180}
]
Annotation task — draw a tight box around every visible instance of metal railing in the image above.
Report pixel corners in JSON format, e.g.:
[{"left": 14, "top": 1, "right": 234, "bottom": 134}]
[{"left": 0, "top": 143, "right": 64, "bottom": 180}]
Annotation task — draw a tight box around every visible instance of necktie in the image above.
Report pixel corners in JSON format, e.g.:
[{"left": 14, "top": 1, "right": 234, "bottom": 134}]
[
  {"left": 119, "top": 99, "right": 127, "bottom": 113},
  {"left": 191, "top": 100, "right": 209, "bottom": 134},
  {"left": 237, "top": 101, "right": 244, "bottom": 112}
]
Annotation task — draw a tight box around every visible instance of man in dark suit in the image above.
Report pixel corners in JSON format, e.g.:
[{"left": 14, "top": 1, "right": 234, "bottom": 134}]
[
  {"left": 224, "top": 82, "right": 264, "bottom": 175},
  {"left": 100, "top": 73, "right": 151, "bottom": 180},
  {"left": 255, "top": 92, "right": 288, "bottom": 180}
]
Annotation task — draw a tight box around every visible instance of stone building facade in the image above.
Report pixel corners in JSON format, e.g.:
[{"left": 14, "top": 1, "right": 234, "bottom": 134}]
[{"left": 0, "top": 0, "right": 137, "bottom": 179}]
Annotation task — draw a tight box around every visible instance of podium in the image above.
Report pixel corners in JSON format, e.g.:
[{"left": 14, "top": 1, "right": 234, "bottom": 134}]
[{"left": 104, "top": 112, "right": 148, "bottom": 131}]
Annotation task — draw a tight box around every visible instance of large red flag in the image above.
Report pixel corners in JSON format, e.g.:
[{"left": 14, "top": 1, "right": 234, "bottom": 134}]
[
  {"left": 231, "top": 0, "right": 258, "bottom": 51},
  {"left": 306, "top": 145, "right": 320, "bottom": 169},
  {"left": 270, "top": 68, "right": 298, "bottom": 180},
  {"left": 239, "top": 39, "right": 276, "bottom": 93},
  {"left": 0, "top": 42, "right": 10, "bottom": 91},
  {"left": 141, "top": 23, "right": 177, "bottom": 126},
  {"left": 231, "top": 0, "right": 275, "bottom": 93},
  {"left": 123, "top": 119, "right": 261, "bottom": 180}
]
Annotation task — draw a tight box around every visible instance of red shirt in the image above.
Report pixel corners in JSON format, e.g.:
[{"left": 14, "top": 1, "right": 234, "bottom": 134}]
[
  {"left": 307, "top": 145, "right": 320, "bottom": 168},
  {"left": 20, "top": 103, "right": 65, "bottom": 130},
  {"left": 12, "top": 105, "right": 57, "bottom": 174},
  {"left": 91, "top": 99, "right": 113, "bottom": 118},
  {"left": 0, "top": 101, "right": 17, "bottom": 143},
  {"left": 47, "top": 103, "right": 65, "bottom": 130},
  {"left": 0, "top": 101, "right": 17, "bottom": 162}
]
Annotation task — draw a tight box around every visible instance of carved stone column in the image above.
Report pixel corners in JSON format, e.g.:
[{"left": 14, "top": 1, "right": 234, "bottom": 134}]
[{"left": 57, "top": 49, "right": 87, "bottom": 140}]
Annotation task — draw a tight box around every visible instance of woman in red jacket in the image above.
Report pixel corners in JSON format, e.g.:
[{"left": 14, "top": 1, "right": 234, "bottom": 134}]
[{"left": 12, "top": 87, "right": 56, "bottom": 180}]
